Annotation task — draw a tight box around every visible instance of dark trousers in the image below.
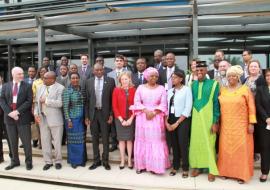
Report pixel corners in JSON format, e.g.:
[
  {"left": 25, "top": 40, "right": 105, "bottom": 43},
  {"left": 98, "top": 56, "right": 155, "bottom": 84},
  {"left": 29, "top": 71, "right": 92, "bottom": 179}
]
[
  {"left": 0, "top": 113, "right": 12, "bottom": 159},
  {"left": 6, "top": 124, "right": 32, "bottom": 165},
  {"left": 91, "top": 109, "right": 110, "bottom": 164},
  {"left": 110, "top": 121, "right": 118, "bottom": 147},
  {"left": 168, "top": 115, "right": 190, "bottom": 171},
  {"left": 258, "top": 125, "right": 270, "bottom": 175}
]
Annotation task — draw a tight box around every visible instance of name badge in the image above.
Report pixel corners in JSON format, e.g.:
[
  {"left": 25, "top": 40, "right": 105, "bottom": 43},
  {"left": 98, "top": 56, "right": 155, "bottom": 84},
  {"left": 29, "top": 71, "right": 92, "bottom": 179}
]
[
  {"left": 170, "top": 106, "right": 175, "bottom": 114},
  {"left": 13, "top": 95, "right": 17, "bottom": 103}
]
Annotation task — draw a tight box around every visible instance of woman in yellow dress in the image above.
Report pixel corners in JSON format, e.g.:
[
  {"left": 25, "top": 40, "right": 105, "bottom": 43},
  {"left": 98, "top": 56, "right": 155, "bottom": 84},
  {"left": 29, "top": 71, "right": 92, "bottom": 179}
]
[{"left": 218, "top": 65, "right": 256, "bottom": 184}]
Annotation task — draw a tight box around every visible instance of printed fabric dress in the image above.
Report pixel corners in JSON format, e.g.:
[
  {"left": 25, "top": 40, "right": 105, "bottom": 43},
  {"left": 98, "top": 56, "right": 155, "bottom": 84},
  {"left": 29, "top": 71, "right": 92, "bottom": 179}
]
[
  {"left": 62, "top": 86, "right": 86, "bottom": 166},
  {"left": 189, "top": 79, "right": 220, "bottom": 175},
  {"left": 130, "top": 84, "right": 170, "bottom": 174},
  {"left": 218, "top": 85, "right": 256, "bottom": 182}
]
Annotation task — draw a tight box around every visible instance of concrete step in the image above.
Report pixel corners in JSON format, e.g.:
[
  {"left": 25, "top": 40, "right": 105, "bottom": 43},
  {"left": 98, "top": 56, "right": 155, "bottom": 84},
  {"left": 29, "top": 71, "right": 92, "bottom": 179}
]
[{"left": 0, "top": 154, "right": 269, "bottom": 190}]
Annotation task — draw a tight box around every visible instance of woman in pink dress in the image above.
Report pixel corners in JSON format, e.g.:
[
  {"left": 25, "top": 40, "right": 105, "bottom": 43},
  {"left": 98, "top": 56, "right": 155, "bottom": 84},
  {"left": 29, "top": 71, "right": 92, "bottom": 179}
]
[{"left": 130, "top": 67, "right": 170, "bottom": 174}]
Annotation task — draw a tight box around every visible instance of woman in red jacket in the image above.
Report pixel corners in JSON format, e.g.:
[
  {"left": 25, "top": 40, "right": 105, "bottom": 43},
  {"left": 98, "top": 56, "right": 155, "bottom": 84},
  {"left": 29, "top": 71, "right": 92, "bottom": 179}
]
[{"left": 112, "top": 71, "right": 136, "bottom": 169}]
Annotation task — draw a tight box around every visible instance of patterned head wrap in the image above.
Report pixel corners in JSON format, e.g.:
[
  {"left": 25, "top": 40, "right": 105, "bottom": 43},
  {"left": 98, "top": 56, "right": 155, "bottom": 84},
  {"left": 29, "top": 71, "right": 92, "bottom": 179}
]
[{"left": 143, "top": 67, "right": 159, "bottom": 81}]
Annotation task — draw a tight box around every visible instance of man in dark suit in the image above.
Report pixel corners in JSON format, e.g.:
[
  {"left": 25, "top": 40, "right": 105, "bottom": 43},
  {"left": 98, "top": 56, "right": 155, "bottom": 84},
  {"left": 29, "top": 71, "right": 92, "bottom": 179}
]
[
  {"left": 84, "top": 63, "right": 115, "bottom": 171},
  {"left": 153, "top": 49, "right": 163, "bottom": 69},
  {"left": 132, "top": 57, "right": 147, "bottom": 88},
  {"left": 159, "top": 52, "right": 184, "bottom": 91},
  {"left": 78, "top": 54, "right": 92, "bottom": 81},
  {"left": 0, "top": 67, "right": 33, "bottom": 170},
  {"left": 42, "top": 57, "right": 55, "bottom": 72},
  {"left": 240, "top": 49, "right": 253, "bottom": 83},
  {"left": 208, "top": 49, "right": 224, "bottom": 79},
  {"left": 95, "top": 56, "right": 113, "bottom": 76},
  {"left": 24, "top": 66, "right": 36, "bottom": 85},
  {"left": 23, "top": 66, "right": 38, "bottom": 148}
]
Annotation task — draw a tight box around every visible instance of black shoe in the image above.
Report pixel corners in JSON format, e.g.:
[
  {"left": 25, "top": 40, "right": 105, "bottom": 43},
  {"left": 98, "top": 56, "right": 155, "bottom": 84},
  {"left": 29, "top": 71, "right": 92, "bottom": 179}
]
[
  {"left": 19, "top": 144, "right": 24, "bottom": 148},
  {"left": 32, "top": 140, "right": 38, "bottom": 148},
  {"left": 119, "top": 165, "right": 125, "bottom": 170},
  {"left": 26, "top": 163, "right": 33, "bottom": 170},
  {"left": 5, "top": 163, "right": 20, "bottom": 170},
  {"left": 43, "top": 164, "right": 53, "bottom": 171},
  {"left": 103, "top": 163, "right": 111, "bottom": 170},
  {"left": 89, "top": 161, "right": 101, "bottom": 170},
  {"left": 55, "top": 163, "right": 62, "bottom": 170},
  {"left": 71, "top": 164, "right": 77, "bottom": 169},
  {"left": 109, "top": 145, "right": 117, "bottom": 152}
]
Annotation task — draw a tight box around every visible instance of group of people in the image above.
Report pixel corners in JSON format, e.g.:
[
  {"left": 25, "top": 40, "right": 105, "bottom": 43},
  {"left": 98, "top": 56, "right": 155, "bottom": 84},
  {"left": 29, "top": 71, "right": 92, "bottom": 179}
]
[{"left": 0, "top": 49, "right": 270, "bottom": 185}]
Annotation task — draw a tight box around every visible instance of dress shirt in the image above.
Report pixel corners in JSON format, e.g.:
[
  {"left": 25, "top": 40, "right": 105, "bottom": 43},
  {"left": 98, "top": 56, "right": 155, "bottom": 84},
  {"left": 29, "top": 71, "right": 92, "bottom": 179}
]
[
  {"left": 166, "top": 66, "right": 175, "bottom": 90},
  {"left": 95, "top": 76, "right": 104, "bottom": 107}
]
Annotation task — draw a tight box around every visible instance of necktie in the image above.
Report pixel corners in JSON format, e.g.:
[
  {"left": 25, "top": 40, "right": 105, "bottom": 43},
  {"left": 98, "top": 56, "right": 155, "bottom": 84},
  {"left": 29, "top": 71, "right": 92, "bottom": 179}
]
[
  {"left": 13, "top": 83, "right": 18, "bottom": 96},
  {"left": 139, "top": 73, "right": 143, "bottom": 84},
  {"left": 95, "top": 78, "right": 102, "bottom": 108},
  {"left": 167, "top": 68, "right": 172, "bottom": 89},
  {"left": 12, "top": 83, "right": 18, "bottom": 110}
]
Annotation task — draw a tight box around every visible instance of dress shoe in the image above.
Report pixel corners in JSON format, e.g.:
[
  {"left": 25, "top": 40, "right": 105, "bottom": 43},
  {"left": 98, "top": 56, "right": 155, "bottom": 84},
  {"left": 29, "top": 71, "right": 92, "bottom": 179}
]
[
  {"left": 103, "top": 163, "right": 111, "bottom": 170},
  {"left": 55, "top": 163, "right": 62, "bottom": 170},
  {"left": 109, "top": 145, "right": 117, "bottom": 152},
  {"left": 89, "top": 161, "right": 101, "bottom": 170},
  {"left": 208, "top": 174, "right": 215, "bottom": 182},
  {"left": 26, "top": 163, "right": 33, "bottom": 170},
  {"left": 5, "top": 163, "right": 20, "bottom": 170},
  {"left": 32, "top": 140, "right": 38, "bottom": 148},
  {"left": 169, "top": 169, "right": 177, "bottom": 176},
  {"left": 43, "top": 164, "right": 53, "bottom": 171}
]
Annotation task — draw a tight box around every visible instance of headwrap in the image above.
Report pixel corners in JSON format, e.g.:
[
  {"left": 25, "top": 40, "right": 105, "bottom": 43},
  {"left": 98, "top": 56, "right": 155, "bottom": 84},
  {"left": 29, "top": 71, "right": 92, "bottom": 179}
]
[
  {"left": 143, "top": 67, "right": 159, "bottom": 81},
  {"left": 226, "top": 65, "right": 243, "bottom": 78}
]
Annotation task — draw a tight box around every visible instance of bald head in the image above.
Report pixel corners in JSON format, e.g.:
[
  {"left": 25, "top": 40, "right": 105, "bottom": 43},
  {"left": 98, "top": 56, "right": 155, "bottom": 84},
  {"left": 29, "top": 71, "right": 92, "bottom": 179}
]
[
  {"left": 44, "top": 71, "right": 56, "bottom": 86},
  {"left": 154, "top": 49, "right": 163, "bottom": 64},
  {"left": 11, "top": 67, "right": 24, "bottom": 82}
]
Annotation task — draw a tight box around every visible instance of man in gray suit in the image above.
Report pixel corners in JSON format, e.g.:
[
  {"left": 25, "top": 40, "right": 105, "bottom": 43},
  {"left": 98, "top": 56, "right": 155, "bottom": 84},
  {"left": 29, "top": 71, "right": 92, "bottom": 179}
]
[
  {"left": 107, "top": 54, "right": 125, "bottom": 86},
  {"left": 78, "top": 54, "right": 92, "bottom": 81},
  {"left": 34, "top": 71, "right": 65, "bottom": 171},
  {"left": 107, "top": 54, "right": 125, "bottom": 151},
  {"left": 85, "top": 63, "right": 115, "bottom": 170},
  {"left": 0, "top": 67, "right": 33, "bottom": 170}
]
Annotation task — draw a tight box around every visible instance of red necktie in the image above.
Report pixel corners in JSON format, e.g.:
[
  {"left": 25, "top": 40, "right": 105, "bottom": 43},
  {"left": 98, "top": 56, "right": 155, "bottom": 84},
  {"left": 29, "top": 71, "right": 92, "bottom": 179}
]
[{"left": 12, "top": 83, "right": 18, "bottom": 110}]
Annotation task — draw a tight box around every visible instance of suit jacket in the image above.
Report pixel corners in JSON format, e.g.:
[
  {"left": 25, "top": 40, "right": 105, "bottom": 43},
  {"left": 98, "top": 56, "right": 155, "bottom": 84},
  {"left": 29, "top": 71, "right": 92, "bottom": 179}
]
[
  {"left": 255, "top": 85, "right": 270, "bottom": 127},
  {"left": 84, "top": 76, "right": 115, "bottom": 121},
  {"left": 56, "top": 75, "right": 70, "bottom": 88},
  {"left": 78, "top": 64, "right": 92, "bottom": 81},
  {"left": 24, "top": 77, "right": 36, "bottom": 86},
  {"left": 0, "top": 81, "right": 33, "bottom": 125},
  {"left": 158, "top": 66, "right": 184, "bottom": 86},
  {"left": 104, "top": 67, "right": 113, "bottom": 75},
  {"left": 132, "top": 72, "right": 147, "bottom": 88},
  {"left": 34, "top": 82, "right": 65, "bottom": 126},
  {"left": 107, "top": 70, "right": 120, "bottom": 86},
  {"left": 207, "top": 69, "right": 215, "bottom": 79}
]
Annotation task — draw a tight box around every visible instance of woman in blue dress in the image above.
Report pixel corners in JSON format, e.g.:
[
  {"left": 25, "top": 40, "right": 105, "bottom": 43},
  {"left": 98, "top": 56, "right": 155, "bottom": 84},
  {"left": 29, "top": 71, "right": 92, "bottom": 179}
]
[{"left": 62, "top": 72, "right": 86, "bottom": 168}]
